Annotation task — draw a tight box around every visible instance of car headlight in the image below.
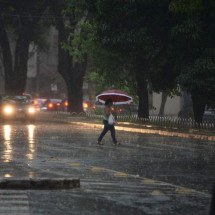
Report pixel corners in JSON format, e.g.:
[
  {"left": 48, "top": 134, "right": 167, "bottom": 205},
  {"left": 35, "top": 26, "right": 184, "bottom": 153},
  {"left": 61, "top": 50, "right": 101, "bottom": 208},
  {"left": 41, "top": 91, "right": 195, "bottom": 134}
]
[
  {"left": 28, "top": 107, "right": 36, "bottom": 114},
  {"left": 3, "top": 106, "right": 14, "bottom": 115}
]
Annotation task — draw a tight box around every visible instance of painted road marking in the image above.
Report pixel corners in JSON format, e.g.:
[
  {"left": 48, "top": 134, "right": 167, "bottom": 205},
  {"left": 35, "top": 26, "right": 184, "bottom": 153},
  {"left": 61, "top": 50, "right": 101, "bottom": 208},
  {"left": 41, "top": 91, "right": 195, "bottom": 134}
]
[
  {"left": 151, "top": 190, "right": 163, "bottom": 196},
  {"left": 22, "top": 144, "right": 212, "bottom": 199},
  {"left": 143, "top": 179, "right": 157, "bottom": 185},
  {"left": 0, "top": 191, "right": 29, "bottom": 215},
  {"left": 88, "top": 165, "right": 211, "bottom": 198},
  {"left": 70, "top": 162, "right": 81, "bottom": 167},
  {"left": 91, "top": 166, "right": 105, "bottom": 172},
  {"left": 176, "top": 187, "right": 194, "bottom": 194},
  {"left": 114, "top": 172, "right": 128, "bottom": 177}
]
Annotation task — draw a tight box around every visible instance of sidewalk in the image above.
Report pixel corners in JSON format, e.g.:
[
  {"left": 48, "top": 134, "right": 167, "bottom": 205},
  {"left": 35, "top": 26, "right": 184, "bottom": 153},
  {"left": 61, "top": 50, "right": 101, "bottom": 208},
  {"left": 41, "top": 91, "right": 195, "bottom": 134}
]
[
  {"left": 38, "top": 112, "right": 215, "bottom": 141},
  {"left": 60, "top": 114, "right": 215, "bottom": 141}
]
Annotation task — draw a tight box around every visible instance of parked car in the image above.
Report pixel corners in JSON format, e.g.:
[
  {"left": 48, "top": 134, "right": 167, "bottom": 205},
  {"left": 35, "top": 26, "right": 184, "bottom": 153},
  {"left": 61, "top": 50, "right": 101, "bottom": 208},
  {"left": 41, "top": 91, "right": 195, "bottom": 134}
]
[
  {"left": 58, "top": 99, "right": 91, "bottom": 112},
  {"left": 44, "top": 99, "right": 62, "bottom": 111},
  {"left": 0, "top": 95, "right": 37, "bottom": 122},
  {"left": 203, "top": 107, "right": 215, "bottom": 121},
  {"left": 83, "top": 100, "right": 91, "bottom": 112},
  {"left": 33, "top": 98, "right": 48, "bottom": 111},
  {"left": 60, "top": 99, "right": 68, "bottom": 111}
]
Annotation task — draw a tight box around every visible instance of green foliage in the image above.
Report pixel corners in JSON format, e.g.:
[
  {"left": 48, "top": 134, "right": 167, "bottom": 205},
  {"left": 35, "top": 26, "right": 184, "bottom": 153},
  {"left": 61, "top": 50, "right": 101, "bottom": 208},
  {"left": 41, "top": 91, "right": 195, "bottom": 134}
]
[
  {"left": 84, "top": 0, "right": 179, "bottom": 95},
  {"left": 62, "top": 23, "right": 90, "bottom": 61},
  {"left": 169, "top": 0, "right": 202, "bottom": 14},
  {"left": 64, "top": 1, "right": 137, "bottom": 97},
  {"left": 64, "top": 0, "right": 215, "bottom": 120},
  {"left": 65, "top": 0, "right": 87, "bottom": 19},
  {"left": 87, "top": 0, "right": 160, "bottom": 57},
  {"left": 171, "top": 0, "right": 215, "bottom": 106},
  {"left": 179, "top": 58, "right": 215, "bottom": 100},
  {"left": 171, "top": 18, "right": 202, "bottom": 40}
]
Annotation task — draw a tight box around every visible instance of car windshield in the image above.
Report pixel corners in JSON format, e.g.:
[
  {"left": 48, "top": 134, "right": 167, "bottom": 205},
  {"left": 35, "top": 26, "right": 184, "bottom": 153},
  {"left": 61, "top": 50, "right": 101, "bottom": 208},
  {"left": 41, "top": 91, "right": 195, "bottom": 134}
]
[
  {"left": 50, "top": 99, "right": 62, "bottom": 103},
  {"left": 2, "top": 95, "right": 30, "bottom": 104}
]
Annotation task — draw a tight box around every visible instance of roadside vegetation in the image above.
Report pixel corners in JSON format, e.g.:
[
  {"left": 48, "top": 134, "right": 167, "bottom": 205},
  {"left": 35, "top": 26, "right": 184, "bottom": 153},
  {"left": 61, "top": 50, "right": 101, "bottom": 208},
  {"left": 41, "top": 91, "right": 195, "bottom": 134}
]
[{"left": 0, "top": 0, "right": 214, "bottom": 123}]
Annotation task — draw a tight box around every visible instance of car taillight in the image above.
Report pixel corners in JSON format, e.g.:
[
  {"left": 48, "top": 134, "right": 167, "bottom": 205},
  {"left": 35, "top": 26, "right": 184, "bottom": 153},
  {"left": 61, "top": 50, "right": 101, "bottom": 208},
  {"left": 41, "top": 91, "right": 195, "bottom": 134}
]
[
  {"left": 83, "top": 102, "right": 88, "bottom": 109},
  {"left": 64, "top": 101, "right": 68, "bottom": 107},
  {"left": 48, "top": 103, "right": 53, "bottom": 108}
]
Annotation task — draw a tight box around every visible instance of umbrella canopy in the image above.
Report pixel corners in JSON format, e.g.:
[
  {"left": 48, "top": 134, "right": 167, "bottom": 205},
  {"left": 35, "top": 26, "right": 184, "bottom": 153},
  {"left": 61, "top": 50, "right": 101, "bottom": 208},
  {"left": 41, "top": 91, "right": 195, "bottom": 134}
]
[{"left": 96, "top": 89, "right": 133, "bottom": 105}]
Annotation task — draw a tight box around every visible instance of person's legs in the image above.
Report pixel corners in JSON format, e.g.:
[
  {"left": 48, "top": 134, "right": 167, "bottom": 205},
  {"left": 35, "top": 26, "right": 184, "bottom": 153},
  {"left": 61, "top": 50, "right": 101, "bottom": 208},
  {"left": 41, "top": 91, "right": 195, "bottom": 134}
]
[
  {"left": 109, "top": 125, "right": 118, "bottom": 144},
  {"left": 98, "top": 125, "right": 109, "bottom": 144}
]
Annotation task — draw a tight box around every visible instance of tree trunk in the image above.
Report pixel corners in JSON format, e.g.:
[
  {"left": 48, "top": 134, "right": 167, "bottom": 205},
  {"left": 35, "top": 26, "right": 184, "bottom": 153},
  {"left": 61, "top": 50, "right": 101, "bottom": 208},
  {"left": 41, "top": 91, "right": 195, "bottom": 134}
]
[
  {"left": 0, "top": 2, "right": 47, "bottom": 95},
  {"left": 158, "top": 92, "right": 168, "bottom": 116},
  {"left": 137, "top": 77, "right": 149, "bottom": 118},
  {"left": 133, "top": 56, "right": 149, "bottom": 119},
  {"left": 13, "top": 31, "right": 32, "bottom": 94},
  {"left": 53, "top": 2, "right": 87, "bottom": 113},
  {"left": 66, "top": 61, "right": 87, "bottom": 113},
  {"left": 133, "top": 54, "right": 149, "bottom": 119},
  {"left": 191, "top": 92, "right": 206, "bottom": 124},
  {"left": 57, "top": 21, "right": 87, "bottom": 113},
  {"left": 0, "top": 16, "right": 13, "bottom": 94}
]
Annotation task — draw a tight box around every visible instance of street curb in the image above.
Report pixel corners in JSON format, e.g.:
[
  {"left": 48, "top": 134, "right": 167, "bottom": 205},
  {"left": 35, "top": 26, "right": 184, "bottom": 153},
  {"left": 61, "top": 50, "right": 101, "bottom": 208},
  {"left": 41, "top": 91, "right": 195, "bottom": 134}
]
[
  {"left": 0, "top": 178, "right": 80, "bottom": 190},
  {"left": 68, "top": 121, "right": 215, "bottom": 141}
]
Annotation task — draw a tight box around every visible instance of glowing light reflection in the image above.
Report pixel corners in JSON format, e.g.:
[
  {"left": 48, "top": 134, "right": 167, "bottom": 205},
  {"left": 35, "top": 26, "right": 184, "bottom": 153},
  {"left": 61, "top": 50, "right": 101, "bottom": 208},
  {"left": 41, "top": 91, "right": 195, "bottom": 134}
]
[
  {"left": 2, "top": 125, "right": 12, "bottom": 162},
  {"left": 4, "top": 173, "right": 12, "bottom": 178},
  {"left": 28, "top": 171, "right": 35, "bottom": 178},
  {"left": 27, "top": 125, "right": 35, "bottom": 160}
]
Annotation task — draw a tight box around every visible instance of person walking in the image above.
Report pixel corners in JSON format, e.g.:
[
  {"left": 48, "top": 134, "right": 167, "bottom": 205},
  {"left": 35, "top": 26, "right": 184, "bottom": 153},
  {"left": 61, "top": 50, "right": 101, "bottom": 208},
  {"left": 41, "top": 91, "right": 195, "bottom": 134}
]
[{"left": 97, "top": 99, "right": 120, "bottom": 145}]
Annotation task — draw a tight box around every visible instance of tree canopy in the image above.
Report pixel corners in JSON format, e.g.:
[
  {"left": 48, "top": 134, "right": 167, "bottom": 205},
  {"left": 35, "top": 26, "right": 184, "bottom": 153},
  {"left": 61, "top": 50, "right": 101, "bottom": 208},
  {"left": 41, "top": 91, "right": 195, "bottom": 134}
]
[
  {"left": 65, "top": 0, "right": 215, "bottom": 122},
  {"left": 69, "top": 0, "right": 181, "bottom": 117},
  {"left": 0, "top": 0, "right": 214, "bottom": 122},
  {"left": 170, "top": 0, "right": 215, "bottom": 122}
]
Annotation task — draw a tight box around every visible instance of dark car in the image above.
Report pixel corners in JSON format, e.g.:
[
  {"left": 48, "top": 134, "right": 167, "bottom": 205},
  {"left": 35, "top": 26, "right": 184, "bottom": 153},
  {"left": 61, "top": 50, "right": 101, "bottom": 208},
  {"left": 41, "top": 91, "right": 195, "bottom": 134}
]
[
  {"left": 44, "top": 98, "right": 62, "bottom": 111},
  {"left": 203, "top": 108, "right": 215, "bottom": 121},
  {"left": 33, "top": 98, "right": 48, "bottom": 111},
  {"left": 60, "top": 99, "right": 68, "bottom": 111},
  {"left": 58, "top": 99, "right": 91, "bottom": 112},
  {"left": 0, "top": 95, "right": 37, "bottom": 122}
]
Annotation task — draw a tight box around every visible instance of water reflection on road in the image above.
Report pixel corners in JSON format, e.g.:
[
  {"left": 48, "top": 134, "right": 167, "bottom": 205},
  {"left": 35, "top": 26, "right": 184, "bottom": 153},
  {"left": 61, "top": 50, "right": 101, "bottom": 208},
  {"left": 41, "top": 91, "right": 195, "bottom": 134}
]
[
  {"left": 0, "top": 120, "right": 214, "bottom": 215},
  {"left": 26, "top": 124, "right": 36, "bottom": 160},
  {"left": 2, "top": 125, "right": 12, "bottom": 163},
  {"left": 1, "top": 124, "right": 36, "bottom": 162}
]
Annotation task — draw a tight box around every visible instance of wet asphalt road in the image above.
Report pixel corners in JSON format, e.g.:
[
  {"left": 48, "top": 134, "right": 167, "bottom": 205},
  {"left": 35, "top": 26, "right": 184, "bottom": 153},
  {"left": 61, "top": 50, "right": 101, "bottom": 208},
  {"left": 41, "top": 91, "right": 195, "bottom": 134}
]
[{"left": 0, "top": 116, "right": 214, "bottom": 215}]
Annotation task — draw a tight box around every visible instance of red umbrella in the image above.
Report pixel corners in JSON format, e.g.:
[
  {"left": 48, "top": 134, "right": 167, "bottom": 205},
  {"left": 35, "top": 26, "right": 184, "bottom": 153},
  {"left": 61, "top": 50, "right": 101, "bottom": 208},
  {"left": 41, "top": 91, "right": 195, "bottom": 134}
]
[{"left": 96, "top": 89, "right": 133, "bottom": 105}]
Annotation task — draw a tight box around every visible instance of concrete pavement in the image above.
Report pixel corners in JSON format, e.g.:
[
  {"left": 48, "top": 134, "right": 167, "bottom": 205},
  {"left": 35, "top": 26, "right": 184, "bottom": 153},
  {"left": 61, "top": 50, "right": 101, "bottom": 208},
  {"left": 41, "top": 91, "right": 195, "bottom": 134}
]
[{"left": 0, "top": 113, "right": 214, "bottom": 214}]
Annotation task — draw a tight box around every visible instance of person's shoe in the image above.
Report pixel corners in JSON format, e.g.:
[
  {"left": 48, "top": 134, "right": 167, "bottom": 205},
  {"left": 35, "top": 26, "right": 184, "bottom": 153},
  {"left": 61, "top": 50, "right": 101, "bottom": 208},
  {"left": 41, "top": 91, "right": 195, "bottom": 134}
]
[
  {"left": 113, "top": 142, "right": 120, "bottom": 146},
  {"left": 97, "top": 141, "right": 103, "bottom": 145}
]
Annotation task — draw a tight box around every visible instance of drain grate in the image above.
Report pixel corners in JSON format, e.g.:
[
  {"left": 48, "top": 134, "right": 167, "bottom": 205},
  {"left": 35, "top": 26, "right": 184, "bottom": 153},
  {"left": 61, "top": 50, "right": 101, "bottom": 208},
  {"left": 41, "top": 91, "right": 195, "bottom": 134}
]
[{"left": 0, "top": 178, "right": 80, "bottom": 190}]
